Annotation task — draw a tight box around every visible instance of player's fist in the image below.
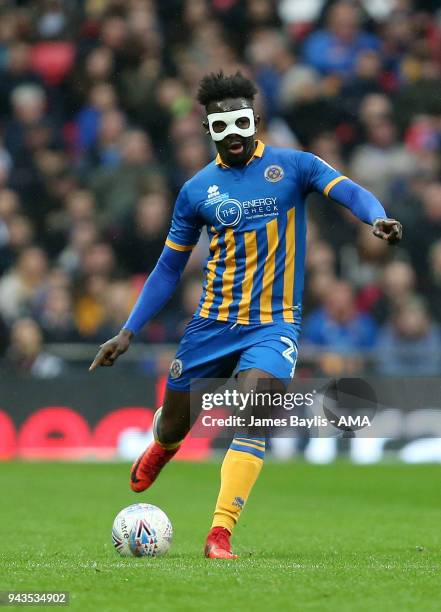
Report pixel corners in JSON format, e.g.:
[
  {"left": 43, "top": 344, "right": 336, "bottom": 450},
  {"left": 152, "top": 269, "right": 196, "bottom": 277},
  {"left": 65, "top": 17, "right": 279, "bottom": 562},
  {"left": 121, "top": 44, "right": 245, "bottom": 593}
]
[
  {"left": 372, "top": 218, "right": 402, "bottom": 245},
  {"left": 89, "top": 329, "right": 133, "bottom": 371}
]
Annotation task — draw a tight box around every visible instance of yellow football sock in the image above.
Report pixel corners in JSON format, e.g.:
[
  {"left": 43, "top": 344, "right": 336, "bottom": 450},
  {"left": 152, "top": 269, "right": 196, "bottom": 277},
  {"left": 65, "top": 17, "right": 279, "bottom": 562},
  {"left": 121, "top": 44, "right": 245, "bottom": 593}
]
[
  {"left": 152, "top": 407, "right": 183, "bottom": 450},
  {"left": 212, "top": 436, "right": 265, "bottom": 533}
]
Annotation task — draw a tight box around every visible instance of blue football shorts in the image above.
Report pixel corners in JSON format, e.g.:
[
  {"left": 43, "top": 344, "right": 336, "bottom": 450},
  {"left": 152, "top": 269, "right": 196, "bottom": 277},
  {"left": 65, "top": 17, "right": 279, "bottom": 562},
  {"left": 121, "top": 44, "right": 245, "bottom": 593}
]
[{"left": 167, "top": 315, "right": 301, "bottom": 391}]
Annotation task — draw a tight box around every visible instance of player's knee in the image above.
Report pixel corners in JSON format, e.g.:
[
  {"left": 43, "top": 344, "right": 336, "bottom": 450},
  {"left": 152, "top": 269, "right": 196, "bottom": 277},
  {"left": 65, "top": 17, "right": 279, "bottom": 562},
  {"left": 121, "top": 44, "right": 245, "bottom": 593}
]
[
  {"left": 157, "top": 412, "right": 189, "bottom": 445},
  {"left": 159, "top": 390, "right": 191, "bottom": 444}
]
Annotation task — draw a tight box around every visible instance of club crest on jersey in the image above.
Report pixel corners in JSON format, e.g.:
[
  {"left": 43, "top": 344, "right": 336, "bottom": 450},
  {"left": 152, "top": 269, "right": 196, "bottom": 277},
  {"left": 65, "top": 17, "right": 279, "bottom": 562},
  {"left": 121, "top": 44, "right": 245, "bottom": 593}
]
[
  {"left": 169, "top": 358, "right": 183, "bottom": 379},
  {"left": 264, "top": 164, "right": 284, "bottom": 182},
  {"left": 216, "top": 199, "right": 242, "bottom": 227}
]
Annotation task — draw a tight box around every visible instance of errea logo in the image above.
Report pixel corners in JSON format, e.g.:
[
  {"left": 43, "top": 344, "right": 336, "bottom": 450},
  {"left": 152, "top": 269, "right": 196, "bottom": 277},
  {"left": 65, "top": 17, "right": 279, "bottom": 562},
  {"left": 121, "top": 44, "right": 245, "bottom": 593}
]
[{"left": 207, "top": 184, "right": 220, "bottom": 198}]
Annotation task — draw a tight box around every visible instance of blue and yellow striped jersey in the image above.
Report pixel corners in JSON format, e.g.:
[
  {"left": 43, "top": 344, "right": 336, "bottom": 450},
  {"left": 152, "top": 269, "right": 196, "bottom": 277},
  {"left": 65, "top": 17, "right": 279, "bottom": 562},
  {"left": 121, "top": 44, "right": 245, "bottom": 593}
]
[{"left": 166, "top": 141, "right": 347, "bottom": 325}]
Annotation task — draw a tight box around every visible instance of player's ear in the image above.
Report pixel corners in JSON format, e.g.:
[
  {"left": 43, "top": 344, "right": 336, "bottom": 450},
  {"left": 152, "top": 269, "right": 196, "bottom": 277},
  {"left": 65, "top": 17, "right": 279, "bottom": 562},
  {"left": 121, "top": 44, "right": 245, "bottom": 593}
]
[
  {"left": 202, "top": 120, "right": 209, "bottom": 134},
  {"left": 255, "top": 114, "right": 261, "bottom": 131}
]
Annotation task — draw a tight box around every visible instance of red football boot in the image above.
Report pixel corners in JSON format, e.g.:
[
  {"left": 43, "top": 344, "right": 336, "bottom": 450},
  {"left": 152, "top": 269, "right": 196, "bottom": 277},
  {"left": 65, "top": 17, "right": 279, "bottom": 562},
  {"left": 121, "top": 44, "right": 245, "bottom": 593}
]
[
  {"left": 204, "top": 527, "right": 238, "bottom": 559},
  {"left": 130, "top": 441, "right": 179, "bottom": 492}
]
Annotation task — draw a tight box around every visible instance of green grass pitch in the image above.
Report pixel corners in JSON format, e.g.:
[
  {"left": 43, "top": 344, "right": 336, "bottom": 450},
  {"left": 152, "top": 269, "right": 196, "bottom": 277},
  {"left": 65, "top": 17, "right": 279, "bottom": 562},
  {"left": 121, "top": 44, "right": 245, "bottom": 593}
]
[{"left": 1, "top": 461, "right": 441, "bottom": 611}]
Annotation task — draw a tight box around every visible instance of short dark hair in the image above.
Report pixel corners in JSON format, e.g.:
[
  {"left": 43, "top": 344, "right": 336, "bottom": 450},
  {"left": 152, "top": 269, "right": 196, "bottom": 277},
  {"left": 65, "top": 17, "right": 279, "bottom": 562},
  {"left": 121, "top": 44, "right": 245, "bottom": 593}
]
[{"left": 196, "top": 71, "right": 257, "bottom": 108}]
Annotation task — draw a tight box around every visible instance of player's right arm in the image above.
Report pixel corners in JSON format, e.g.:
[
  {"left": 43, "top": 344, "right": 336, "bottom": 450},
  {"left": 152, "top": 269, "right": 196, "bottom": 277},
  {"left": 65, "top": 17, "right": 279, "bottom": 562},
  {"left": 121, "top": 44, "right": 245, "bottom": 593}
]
[{"left": 89, "top": 184, "right": 201, "bottom": 371}]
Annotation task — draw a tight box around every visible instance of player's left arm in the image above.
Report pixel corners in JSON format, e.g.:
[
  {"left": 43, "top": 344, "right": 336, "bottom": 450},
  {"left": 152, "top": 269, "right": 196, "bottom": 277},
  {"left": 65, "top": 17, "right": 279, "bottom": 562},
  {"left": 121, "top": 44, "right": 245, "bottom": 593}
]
[
  {"left": 327, "top": 177, "right": 402, "bottom": 244},
  {"left": 301, "top": 153, "right": 402, "bottom": 244}
]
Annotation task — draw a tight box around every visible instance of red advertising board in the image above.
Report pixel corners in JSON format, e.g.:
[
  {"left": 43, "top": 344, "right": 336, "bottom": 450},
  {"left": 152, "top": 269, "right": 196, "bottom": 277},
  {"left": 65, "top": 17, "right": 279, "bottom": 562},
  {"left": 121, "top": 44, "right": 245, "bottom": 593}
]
[{"left": 0, "top": 374, "right": 226, "bottom": 460}]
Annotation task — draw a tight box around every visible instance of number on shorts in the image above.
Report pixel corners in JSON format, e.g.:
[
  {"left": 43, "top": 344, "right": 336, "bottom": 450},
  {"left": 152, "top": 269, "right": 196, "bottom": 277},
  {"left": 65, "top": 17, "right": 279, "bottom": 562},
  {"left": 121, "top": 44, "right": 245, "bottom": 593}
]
[{"left": 280, "top": 336, "right": 297, "bottom": 378}]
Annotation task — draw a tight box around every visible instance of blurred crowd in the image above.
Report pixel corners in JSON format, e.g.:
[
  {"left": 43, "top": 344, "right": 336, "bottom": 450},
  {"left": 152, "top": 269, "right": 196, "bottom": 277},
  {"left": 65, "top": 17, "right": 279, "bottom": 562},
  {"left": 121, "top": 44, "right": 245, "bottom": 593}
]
[{"left": 0, "top": 0, "right": 441, "bottom": 377}]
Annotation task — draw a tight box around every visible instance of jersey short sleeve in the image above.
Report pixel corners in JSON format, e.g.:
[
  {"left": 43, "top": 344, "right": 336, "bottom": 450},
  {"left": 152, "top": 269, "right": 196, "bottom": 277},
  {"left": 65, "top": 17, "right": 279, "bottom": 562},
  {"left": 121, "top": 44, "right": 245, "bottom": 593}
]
[
  {"left": 165, "top": 183, "right": 202, "bottom": 252},
  {"left": 296, "top": 152, "right": 348, "bottom": 196}
]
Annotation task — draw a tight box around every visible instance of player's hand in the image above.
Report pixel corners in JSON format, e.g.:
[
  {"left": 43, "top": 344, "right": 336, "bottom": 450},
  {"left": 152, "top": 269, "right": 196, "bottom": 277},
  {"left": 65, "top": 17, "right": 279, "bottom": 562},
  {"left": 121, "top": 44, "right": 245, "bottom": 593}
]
[
  {"left": 372, "top": 218, "right": 402, "bottom": 244},
  {"left": 89, "top": 329, "right": 133, "bottom": 371}
]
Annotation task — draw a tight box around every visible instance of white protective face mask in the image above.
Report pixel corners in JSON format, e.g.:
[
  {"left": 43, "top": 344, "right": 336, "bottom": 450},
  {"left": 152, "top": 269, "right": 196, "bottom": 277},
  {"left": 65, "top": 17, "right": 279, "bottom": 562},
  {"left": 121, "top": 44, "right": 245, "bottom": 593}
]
[{"left": 207, "top": 108, "right": 255, "bottom": 142}]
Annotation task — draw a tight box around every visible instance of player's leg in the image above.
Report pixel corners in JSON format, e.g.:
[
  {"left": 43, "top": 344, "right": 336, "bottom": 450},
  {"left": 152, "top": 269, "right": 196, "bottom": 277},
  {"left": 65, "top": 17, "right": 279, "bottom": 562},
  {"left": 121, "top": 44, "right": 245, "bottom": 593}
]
[
  {"left": 205, "top": 322, "right": 300, "bottom": 558},
  {"left": 129, "top": 388, "right": 191, "bottom": 492},
  {"left": 130, "top": 317, "right": 239, "bottom": 492},
  {"left": 205, "top": 369, "right": 284, "bottom": 559}
]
